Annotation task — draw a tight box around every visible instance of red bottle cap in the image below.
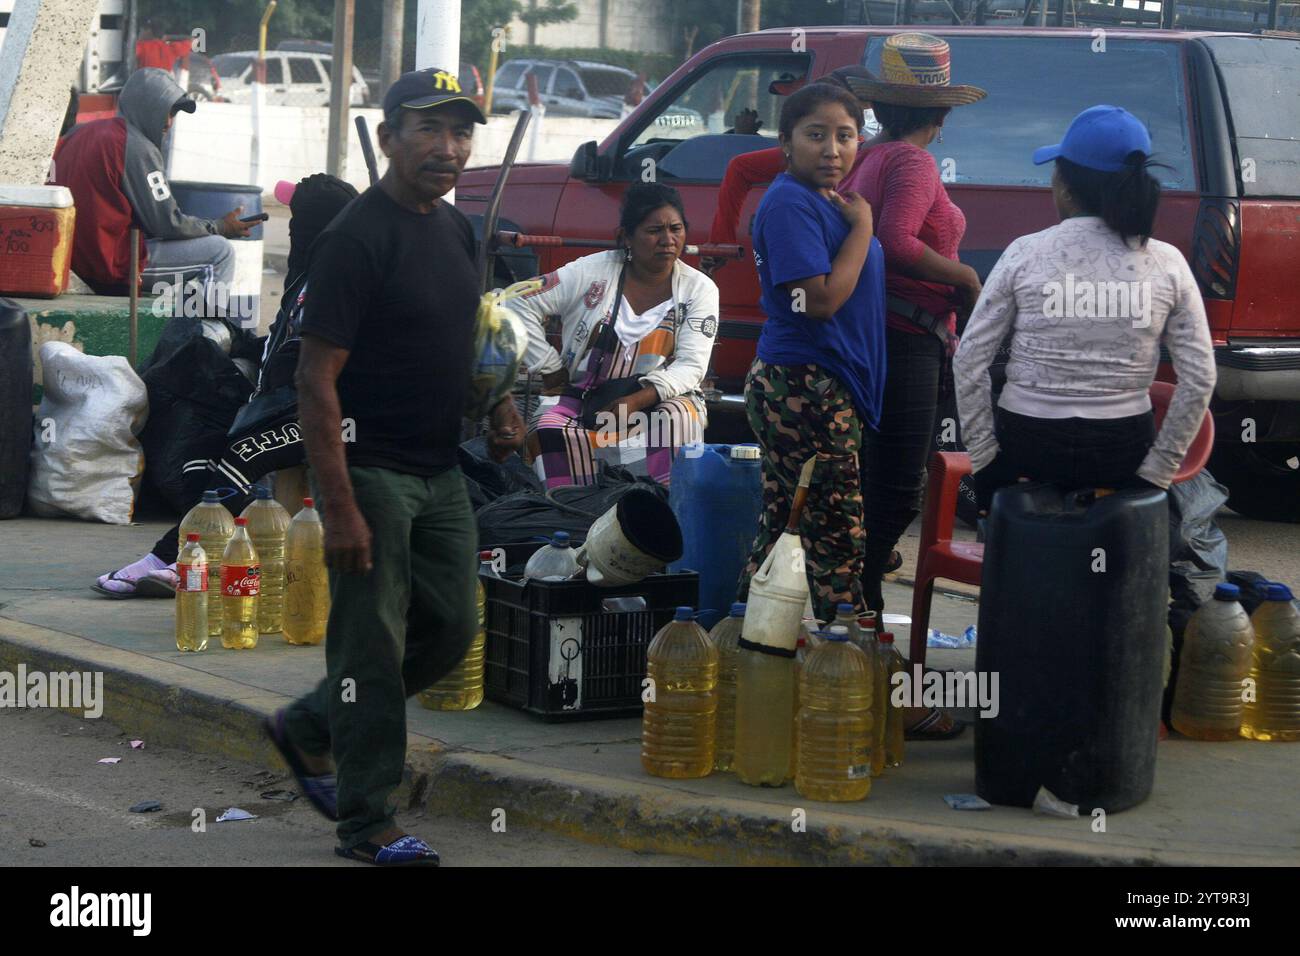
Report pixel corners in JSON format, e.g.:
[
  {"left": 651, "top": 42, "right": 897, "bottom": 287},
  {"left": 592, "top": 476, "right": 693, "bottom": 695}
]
[
  {"left": 234, "top": 517, "right": 248, "bottom": 526},
  {"left": 186, "top": 533, "right": 201, "bottom": 542},
  {"left": 479, "top": 550, "right": 494, "bottom": 559},
  {"left": 879, "top": 632, "right": 895, "bottom": 644},
  {"left": 303, "top": 497, "right": 314, "bottom": 507}
]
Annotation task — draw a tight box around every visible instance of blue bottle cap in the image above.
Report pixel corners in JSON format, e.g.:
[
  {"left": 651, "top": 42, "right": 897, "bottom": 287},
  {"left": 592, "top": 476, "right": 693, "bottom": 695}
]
[
  {"left": 730, "top": 602, "right": 747, "bottom": 617},
  {"left": 826, "top": 625, "right": 850, "bottom": 642},
  {"left": 202, "top": 490, "right": 220, "bottom": 502},
  {"left": 1213, "top": 583, "right": 1241, "bottom": 600},
  {"left": 1265, "top": 583, "right": 1294, "bottom": 601},
  {"left": 253, "top": 485, "right": 272, "bottom": 499},
  {"left": 836, "top": 603, "right": 854, "bottom": 614},
  {"left": 674, "top": 606, "right": 694, "bottom": 621},
  {"left": 552, "top": 531, "right": 570, "bottom": 547}
]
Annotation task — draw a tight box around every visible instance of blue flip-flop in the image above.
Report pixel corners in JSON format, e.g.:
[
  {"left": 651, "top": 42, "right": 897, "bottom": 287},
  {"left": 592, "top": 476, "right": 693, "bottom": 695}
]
[
  {"left": 336, "top": 834, "right": 440, "bottom": 867},
  {"left": 262, "top": 709, "right": 338, "bottom": 821}
]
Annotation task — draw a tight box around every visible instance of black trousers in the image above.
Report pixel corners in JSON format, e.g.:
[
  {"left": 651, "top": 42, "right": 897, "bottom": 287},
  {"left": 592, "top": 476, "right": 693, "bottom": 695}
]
[
  {"left": 988, "top": 406, "right": 1156, "bottom": 502},
  {"left": 860, "top": 326, "right": 946, "bottom": 612},
  {"left": 150, "top": 410, "right": 304, "bottom": 563}
]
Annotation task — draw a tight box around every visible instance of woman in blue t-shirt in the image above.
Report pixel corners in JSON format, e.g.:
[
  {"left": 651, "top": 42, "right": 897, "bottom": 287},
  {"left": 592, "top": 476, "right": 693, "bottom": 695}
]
[{"left": 737, "top": 81, "right": 887, "bottom": 622}]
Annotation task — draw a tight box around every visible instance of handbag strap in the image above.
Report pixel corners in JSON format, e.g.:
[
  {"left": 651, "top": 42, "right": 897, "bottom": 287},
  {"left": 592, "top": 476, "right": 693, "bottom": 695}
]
[{"left": 578, "top": 260, "right": 629, "bottom": 365}]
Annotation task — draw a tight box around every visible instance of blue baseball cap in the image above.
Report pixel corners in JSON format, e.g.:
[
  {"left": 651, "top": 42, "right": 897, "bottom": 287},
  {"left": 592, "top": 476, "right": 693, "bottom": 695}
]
[{"left": 1033, "top": 105, "right": 1152, "bottom": 173}]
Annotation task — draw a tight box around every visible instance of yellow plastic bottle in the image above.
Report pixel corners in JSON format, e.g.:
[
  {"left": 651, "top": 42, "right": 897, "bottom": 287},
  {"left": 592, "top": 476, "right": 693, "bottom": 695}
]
[
  {"left": 789, "top": 632, "right": 810, "bottom": 780},
  {"left": 642, "top": 607, "right": 718, "bottom": 779},
  {"left": 710, "top": 603, "right": 746, "bottom": 773},
  {"left": 418, "top": 551, "right": 493, "bottom": 711},
  {"left": 220, "top": 517, "right": 260, "bottom": 649},
  {"left": 283, "top": 498, "right": 329, "bottom": 646},
  {"left": 868, "top": 629, "right": 888, "bottom": 776},
  {"left": 880, "top": 632, "right": 906, "bottom": 767},
  {"left": 735, "top": 640, "right": 796, "bottom": 786},
  {"left": 179, "top": 490, "right": 234, "bottom": 641},
  {"left": 175, "top": 533, "right": 209, "bottom": 652},
  {"left": 796, "top": 625, "right": 873, "bottom": 802},
  {"left": 1241, "top": 582, "right": 1300, "bottom": 741},
  {"left": 1171, "top": 582, "right": 1255, "bottom": 740},
  {"left": 240, "top": 487, "right": 291, "bottom": 637}
]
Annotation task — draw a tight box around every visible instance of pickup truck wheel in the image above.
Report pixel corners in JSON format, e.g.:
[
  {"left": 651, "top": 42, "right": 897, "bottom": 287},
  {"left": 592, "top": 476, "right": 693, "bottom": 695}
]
[{"left": 1209, "top": 441, "right": 1300, "bottom": 523}]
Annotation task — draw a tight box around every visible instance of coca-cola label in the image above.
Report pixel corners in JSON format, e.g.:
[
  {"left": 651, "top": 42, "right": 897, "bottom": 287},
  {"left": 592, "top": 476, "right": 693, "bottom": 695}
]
[
  {"left": 221, "top": 564, "right": 261, "bottom": 597},
  {"left": 179, "top": 562, "right": 208, "bottom": 593}
]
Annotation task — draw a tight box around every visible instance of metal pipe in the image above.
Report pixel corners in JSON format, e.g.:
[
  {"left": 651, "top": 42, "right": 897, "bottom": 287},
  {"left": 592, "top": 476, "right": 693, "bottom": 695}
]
[
  {"left": 128, "top": 228, "right": 139, "bottom": 369},
  {"left": 479, "top": 110, "right": 533, "bottom": 292},
  {"left": 355, "top": 115, "right": 379, "bottom": 185},
  {"left": 494, "top": 231, "right": 745, "bottom": 258}
]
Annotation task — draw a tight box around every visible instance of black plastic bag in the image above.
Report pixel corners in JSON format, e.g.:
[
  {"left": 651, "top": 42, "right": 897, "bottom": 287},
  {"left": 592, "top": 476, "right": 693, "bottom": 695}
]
[
  {"left": 459, "top": 436, "right": 542, "bottom": 510},
  {"left": 138, "top": 333, "right": 253, "bottom": 513},
  {"left": 476, "top": 467, "right": 668, "bottom": 547},
  {"left": 1167, "top": 469, "right": 1230, "bottom": 630}
]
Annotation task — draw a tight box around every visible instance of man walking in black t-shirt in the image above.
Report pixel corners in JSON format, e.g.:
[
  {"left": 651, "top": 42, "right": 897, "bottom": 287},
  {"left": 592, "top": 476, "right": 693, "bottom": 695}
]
[{"left": 264, "top": 68, "right": 524, "bottom": 867}]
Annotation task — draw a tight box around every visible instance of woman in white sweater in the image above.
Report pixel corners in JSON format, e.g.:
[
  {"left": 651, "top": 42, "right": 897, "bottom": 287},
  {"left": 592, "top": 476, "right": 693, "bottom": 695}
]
[
  {"left": 954, "top": 106, "right": 1217, "bottom": 510},
  {"left": 505, "top": 183, "right": 720, "bottom": 488}
]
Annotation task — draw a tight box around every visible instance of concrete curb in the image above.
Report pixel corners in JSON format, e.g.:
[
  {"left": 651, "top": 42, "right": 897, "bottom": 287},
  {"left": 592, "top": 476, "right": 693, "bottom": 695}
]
[{"left": 0, "top": 616, "right": 1268, "bottom": 866}]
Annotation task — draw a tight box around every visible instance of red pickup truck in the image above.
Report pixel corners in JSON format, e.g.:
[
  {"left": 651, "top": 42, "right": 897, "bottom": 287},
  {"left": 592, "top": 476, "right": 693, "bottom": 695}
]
[{"left": 457, "top": 26, "right": 1300, "bottom": 521}]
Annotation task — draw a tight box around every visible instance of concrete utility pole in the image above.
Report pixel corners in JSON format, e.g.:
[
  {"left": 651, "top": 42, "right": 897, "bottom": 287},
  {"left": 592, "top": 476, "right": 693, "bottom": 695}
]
[
  {"left": 415, "top": 0, "right": 460, "bottom": 73},
  {"left": 0, "top": 0, "right": 101, "bottom": 185},
  {"left": 380, "top": 0, "right": 406, "bottom": 102},
  {"left": 326, "top": 0, "right": 356, "bottom": 179}
]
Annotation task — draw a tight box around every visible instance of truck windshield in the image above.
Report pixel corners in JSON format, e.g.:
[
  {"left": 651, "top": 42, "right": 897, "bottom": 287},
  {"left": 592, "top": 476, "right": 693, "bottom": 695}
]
[
  {"left": 213, "top": 54, "right": 253, "bottom": 78},
  {"left": 1204, "top": 36, "right": 1300, "bottom": 198},
  {"left": 628, "top": 54, "right": 811, "bottom": 148},
  {"left": 863, "top": 35, "right": 1195, "bottom": 190}
]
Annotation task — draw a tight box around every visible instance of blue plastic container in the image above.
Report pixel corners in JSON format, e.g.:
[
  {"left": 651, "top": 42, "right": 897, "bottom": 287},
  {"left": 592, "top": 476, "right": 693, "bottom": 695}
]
[
  {"left": 169, "top": 181, "right": 264, "bottom": 331},
  {"left": 169, "top": 181, "right": 264, "bottom": 240},
  {"left": 668, "top": 443, "right": 762, "bottom": 630}
]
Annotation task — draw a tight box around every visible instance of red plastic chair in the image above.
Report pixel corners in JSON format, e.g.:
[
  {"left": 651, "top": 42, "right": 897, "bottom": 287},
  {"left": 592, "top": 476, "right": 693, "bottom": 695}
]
[{"left": 906, "top": 382, "right": 1215, "bottom": 667}]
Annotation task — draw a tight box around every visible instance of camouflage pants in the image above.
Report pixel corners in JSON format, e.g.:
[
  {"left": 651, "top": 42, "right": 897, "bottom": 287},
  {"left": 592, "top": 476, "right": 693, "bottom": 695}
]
[{"left": 737, "top": 360, "right": 866, "bottom": 623}]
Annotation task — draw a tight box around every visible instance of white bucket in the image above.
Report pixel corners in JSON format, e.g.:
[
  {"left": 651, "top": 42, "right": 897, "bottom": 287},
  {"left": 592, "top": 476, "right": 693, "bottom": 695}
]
[
  {"left": 579, "top": 488, "right": 682, "bottom": 587},
  {"left": 741, "top": 529, "right": 808, "bottom": 653}
]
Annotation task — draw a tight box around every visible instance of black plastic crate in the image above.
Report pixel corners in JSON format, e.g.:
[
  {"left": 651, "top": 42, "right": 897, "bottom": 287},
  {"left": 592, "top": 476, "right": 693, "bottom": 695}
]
[{"left": 482, "top": 541, "right": 699, "bottom": 720}]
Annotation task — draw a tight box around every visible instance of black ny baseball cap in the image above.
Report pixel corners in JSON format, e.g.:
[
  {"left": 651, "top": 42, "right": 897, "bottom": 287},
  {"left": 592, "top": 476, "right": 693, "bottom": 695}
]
[{"left": 383, "top": 68, "right": 487, "bottom": 126}]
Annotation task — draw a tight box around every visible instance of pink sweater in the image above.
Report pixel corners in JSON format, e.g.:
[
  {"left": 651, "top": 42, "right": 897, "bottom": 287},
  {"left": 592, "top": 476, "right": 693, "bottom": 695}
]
[{"left": 839, "top": 140, "right": 966, "bottom": 335}]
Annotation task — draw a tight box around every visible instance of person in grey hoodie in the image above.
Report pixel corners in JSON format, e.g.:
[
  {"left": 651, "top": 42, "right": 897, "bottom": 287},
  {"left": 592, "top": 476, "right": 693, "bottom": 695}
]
[{"left": 53, "top": 67, "right": 252, "bottom": 311}]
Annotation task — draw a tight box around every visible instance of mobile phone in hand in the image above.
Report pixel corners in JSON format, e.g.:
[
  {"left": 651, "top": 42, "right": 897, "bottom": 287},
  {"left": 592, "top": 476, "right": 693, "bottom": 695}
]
[{"left": 238, "top": 213, "right": 269, "bottom": 224}]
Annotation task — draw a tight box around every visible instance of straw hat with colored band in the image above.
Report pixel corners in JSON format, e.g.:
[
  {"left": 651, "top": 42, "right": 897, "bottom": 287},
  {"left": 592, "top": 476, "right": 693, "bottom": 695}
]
[{"left": 842, "top": 34, "right": 986, "bottom": 108}]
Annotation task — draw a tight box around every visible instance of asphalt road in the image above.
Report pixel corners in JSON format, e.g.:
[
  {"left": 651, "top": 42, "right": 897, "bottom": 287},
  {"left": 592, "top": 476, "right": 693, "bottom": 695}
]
[{"left": 0, "top": 707, "right": 709, "bottom": 868}]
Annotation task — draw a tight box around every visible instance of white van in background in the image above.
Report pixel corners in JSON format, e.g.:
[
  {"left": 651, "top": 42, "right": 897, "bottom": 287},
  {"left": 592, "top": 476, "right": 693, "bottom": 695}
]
[{"left": 212, "top": 50, "right": 368, "bottom": 107}]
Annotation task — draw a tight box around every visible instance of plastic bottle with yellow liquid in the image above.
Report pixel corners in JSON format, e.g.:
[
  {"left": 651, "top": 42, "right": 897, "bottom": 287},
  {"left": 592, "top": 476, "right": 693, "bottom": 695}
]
[
  {"left": 241, "top": 487, "right": 291, "bottom": 637},
  {"left": 1171, "top": 583, "right": 1254, "bottom": 740},
  {"left": 789, "top": 632, "right": 810, "bottom": 780},
  {"left": 220, "top": 517, "right": 260, "bottom": 649},
  {"left": 642, "top": 607, "right": 718, "bottom": 779},
  {"left": 283, "top": 498, "right": 329, "bottom": 646},
  {"left": 796, "top": 625, "right": 873, "bottom": 801},
  {"left": 867, "top": 626, "right": 887, "bottom": 776},
  {"left": 1241, "top": 582, "right": 1300, "bottom": 741},
  {"left": 175, "top": 533, "right": 209, "bottom": 652},
  {"left": 710, "top": 603, "right": 746, "bottom": 773},
  {"left": 735, "top": 458, "right": 817, "bottom": 787},
  {"left": 179, "top": 490, "right": 233, "bottom": 641},
  {"left": 879, "top": 632, "right": 906, "bottom": 767},
  {"left": 418, "top": 551, "right": 493, "bottom": 711}
]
